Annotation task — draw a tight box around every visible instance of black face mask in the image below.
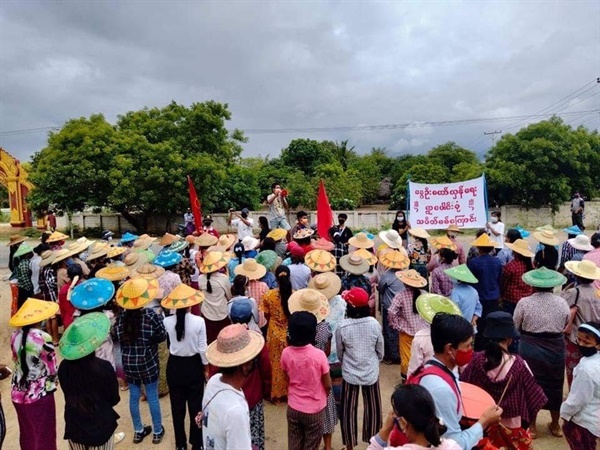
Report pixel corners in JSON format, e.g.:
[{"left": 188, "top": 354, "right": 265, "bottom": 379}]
[
  {"left": 241, "top": 213, "right": 248, "bottom": 219},
  {"left": 577, "top": 344, "right": 598, "bottom": 358}
]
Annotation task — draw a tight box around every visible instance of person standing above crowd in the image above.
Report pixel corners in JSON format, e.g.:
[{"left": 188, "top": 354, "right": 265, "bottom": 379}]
[
  {"left": 485, "top": 211, "right": 505, "bottom": 250},
  {"left": 228, "top": 207, "right": 254, "bottom": 240},
  {"left": 570, "top": 191, "right": 585, "bottom": 231},
  {"left": 392, "top": 210, "right": 410, "bottom": 249},
  {"left": 267, "top": 182, "right": 290, "bottom": 231}
]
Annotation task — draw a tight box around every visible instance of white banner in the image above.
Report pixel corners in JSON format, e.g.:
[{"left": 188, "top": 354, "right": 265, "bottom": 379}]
[{"left": 408, "top": 177, "right": 487, "bottom": 229}]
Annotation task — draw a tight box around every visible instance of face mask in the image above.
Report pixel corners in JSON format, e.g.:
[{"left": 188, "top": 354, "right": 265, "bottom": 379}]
[
  {"left": 577, "top": 345, "right": 598, "bottom": 358},
  {"left": 339, "top": 219, "right": 346, "bottom": 224},
  {"left": 448, "top": 232, "right": 457, "bottom": 239},
  {"left": 454, "top": 347, "right": 474, "bottom": 366},
  {"left": 491, "top": 217, "right": 499, "bottom": 223},
  {"left": 397, "top": 215, "right": 404, "bottom": 220},
  {"left": 241, "top": 213, "right": 248, "bottom": 219}
]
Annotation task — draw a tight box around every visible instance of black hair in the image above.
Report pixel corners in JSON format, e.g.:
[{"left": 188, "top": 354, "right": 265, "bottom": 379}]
[
  {"left": 491, "top": 211, "right": 502, "bottom": 220},
  {"left": 410, "top": 286, "right": 421, "bottom": 314},
  {"left": 233, "top": 242, "right": 245, "bottom": 264},
  {"left": 296, "top": 211, "right": 308, "bottom": 221},
  {"left": 431, "top": 312, "right": 474, "bottom": 354},
  {"left": 439, "top": 247, "right": 458, "bottom": 264},
  {"left": 478, "top": 246, "right": 494, "bottom": 255},
  {"left": 232, "top": 275, "right": 249, "bottom": 297},
  {"left": 41, "top": 232, "right": 51, "bottom": 244},
  {"left": 475, "top": 228, "right": 487, "bottom": 238},
  {"left": 346, "top": 304, "right": 371, "bottom": 319},
  {"left": 60, "top": 353, "right": 108, "bottom": 415},
  {"left": 291, "top": 253, "right": 305, "bottom": 264},
  {"left": 416, "top": 237, "right": 428, "bottom": 253},
  {"left": 275, "top": 265, "right": 292, "bottom": 318},
  {"left": 513, "top": 251, "right": 534, "bottom": 271},
  {"left": 18, "top": 325, "right": 33, "bottom": 389},
  {"left": 287, "top": 311, "right": 317, "bottom": 346},
  {"left": 175, "top": 308, "right": 187, "bottom": 341},
  {"left": 122, "top": 309, "right": 142, "bottom": 342},
  {"left": 258, "top": 216, "right": 269, "bottom": 230},
  {"left": 591, "top": 232, "right": 600, "bottom": 249},
  {"left": 338, "top": 213, "right": 348, "bottom": 220},
  {"left": 67, "top": 263, "right": 83, "bottom": 280},
  {"left": 484, "top": 338, "right": 510, "bottom": 371},
  {"left": 262, "top": 237, "right": 276, "bottom": 251},
  {"left": 391, "top": 384, "right": 447, "bottom": 447},
  {"left": 271, "top": 182, "right": 280, "bottom": 190},
  {"left": 33, "top": 243, "right": 50, "bottom": 255},
  {"left": 580, "top": 321, "right": 600, "bottom": 345},
  {"left": 505, "top": 229, "right": 522, "bottom": 243},
  {"left": 205, "top": 272, "right": 213, "bottom": 293}
]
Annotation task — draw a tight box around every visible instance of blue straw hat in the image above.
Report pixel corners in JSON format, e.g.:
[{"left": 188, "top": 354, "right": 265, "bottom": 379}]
[
  {"left": 120, "top": 232, "right": 139, "bottom": 243},
  {"left": 154, "top": 250, "right": 183, "bottom": 268},
  {"left": 71, "top": 278, "right": 116, "bottom": 310},
  {"left": 563, "top": 225, "right": 583, "bottom": 236}
]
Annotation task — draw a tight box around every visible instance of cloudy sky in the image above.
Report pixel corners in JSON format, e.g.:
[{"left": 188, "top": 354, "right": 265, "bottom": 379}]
[{"left": 1, "top": 1, "right": 598, "bottom": 163}]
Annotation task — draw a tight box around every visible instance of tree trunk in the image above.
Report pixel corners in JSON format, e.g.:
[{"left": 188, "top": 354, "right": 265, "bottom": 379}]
[{"left": 117, "top": 208, "right": 141, "bottom": 233}]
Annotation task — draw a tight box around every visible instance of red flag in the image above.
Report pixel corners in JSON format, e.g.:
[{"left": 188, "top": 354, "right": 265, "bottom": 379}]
[
  {"left": 187, "top": 176, "right": 202, "bottom": 231},
  {"left": 317, "top": 179, "right": 334, "bottom": 241}
]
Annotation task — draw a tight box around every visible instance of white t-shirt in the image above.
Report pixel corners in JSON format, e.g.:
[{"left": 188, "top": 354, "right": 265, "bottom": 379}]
[
  {"left": 163, "top": 313, "right": 208, "bottom": 363},
  {"left": 202, "top": 374, "right": 252, "bottom": 450},
  {"left": 30, "top": 255, "right": 42, "bottom": 294},
  {"left": 231, "top": 218, "right": 254, "bottom": 240},
  {"left": 486, "top": 221, "right": 505, "bottom": 249}
]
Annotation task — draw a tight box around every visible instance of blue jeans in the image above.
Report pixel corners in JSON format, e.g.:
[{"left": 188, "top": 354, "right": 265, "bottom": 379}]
[
  {"left": 269, "top": 216, "right": 291, "bottom": 231},
  {"left": 129, "top": 381, "right": 162, "bottom": 433}
]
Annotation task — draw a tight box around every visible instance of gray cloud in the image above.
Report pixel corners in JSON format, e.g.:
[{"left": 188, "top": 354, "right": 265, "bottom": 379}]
[{"left": 1, "top": 1, "right": 598, "bottom": 163}]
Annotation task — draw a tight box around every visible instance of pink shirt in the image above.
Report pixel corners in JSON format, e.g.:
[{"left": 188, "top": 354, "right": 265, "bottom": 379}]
[
  {"left": 281, "top": 344, "right": 329, "bottom": 413},
  {"left": 583, "top": 248, "right": 600, "bottom": 290}
]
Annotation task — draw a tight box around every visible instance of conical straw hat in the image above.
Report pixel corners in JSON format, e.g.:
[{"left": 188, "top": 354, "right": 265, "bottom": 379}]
[
  {"left": 304, "top": 249, "right": 336, "bottom": 273},
  {"left": 161, "top": 284, "right": 205, "bottom": 309},
  {"left": 380, "top": 250, "right": 409, "bottom": 269},
  {"left": 9, "top": 298, "right": 59, "bottom": 327},
  {"left": 116, "top": 278, "right": 161, "bottom": 309}
]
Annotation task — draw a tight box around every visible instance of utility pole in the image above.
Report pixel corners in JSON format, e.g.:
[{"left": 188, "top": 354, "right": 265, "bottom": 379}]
[{"left": 484, "top": 130, "right": 502, "bottom": 146}]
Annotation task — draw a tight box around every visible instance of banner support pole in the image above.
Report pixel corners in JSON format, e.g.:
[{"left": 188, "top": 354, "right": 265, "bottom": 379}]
[
  {"left": 482, "top": 172, "right": 489, "bottom": 219},
  {"left": 406, "top": 174, "right": 411, "bottom": 220}
]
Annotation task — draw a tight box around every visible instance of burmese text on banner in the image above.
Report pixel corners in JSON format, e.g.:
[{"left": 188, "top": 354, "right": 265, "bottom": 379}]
[{"left": 408, "top": 176, "right": 487, "bottom": 229}]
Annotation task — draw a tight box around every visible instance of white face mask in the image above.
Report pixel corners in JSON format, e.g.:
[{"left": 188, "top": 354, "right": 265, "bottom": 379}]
[
  {"left": 397, "top": 215, "right": 404, "bottom": 220},
  {"left": 491, "top": 217, "right": 499, "bottom": 223}
]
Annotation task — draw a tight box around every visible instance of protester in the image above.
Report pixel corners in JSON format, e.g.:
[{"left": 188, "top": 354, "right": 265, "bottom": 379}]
[
  {"left": 0, "top": 363, "right": 11, "bottom": 448},
  {"left": 583, "top": 232, "right": 600, "bottom": 291},
  {"left": 336, "top": 287, "right": 384, "bottom": 450},
  {"left": 533, "top": 229, "right": 560, "bottom": 270},
  {"left": 260, "top": 265, "right": 293, "bottom": 402},
  {"left": 201, "top": 215, "right": 220, "bottom": 237},
  {"left": 201, "top": 324, "right": 265, "bottom": 449},
  {"left": 293, "top": 228, "right": 314, "bottom": 254},
  {"left": 242, "top": 235, "right": 260, "bottom": 259},
  {"left": 9, "top": 298, "right": 59, "bottom": 450},
  {"left": 114, "top": 278, "right": 167, "bottom": 444},
  {"left": 388, "top": 270, "right": 428, "bottom": 379},
  {"left": 58, "top": 313, "right": 120, "bottom": 450},
  {"left": 7, "top": 234, "right": 27, "bottom": 273},
  {"left": 431, "top": 248, "right": 458, "bottom": 297},
  {"left": 500, "top": 239, "right": 534, "bottom": 315},
  {"left": 367, "top": 384, "right": 461, "bottom": 450},
  {"left": 229, "top": 299, "right": 272, "bottom": 450},
  {"left": 228, "top": 275, "right": 261, "bottom": 332},
  {"left": 564, "top": 235, "right": 594, "bottom": 283},
  {"left": 495, "top": 228, "right": 521, "bottom": 266},
  {"left": 281, "top": 311, "right": 332, "bottom": 450},
  {"left": 560, "top": 322, "right": 600, "bottom": 450},
  {"left": 340, "top": 254, "right": 371, "bottom": 294},
  {"left": 392, "top": 210, "right": 410, "bottom": 248},
  {"left": 184, "top": 208, "right": 195, "bottom": 235},
  {"left": 427, "top": 237, "right": 458, "bottom": 273},
  {"left": 47, "top": 210, "right": 57, "bottom": 231},
  {"left": 560, "top": 226, "right": 583, "bottom": 271},
  {"left": 170, "top": 240, "right": 195, "bottom": 286},
  {"left": 409, "top": 313, "right": 503, "bottom": 449},
  {"left": 378, "top": 250, "right": 409, "bottom": 364},
  {"left": 228, "top": 207, "right": 254, "bottom": 240},
  {"left": 154, "top": 251, "right": 185, "bottom": 296},
  {"left": 290, "top": 210, "right": 310, "bottom": 240},
  {"left": 570, "top": 191, "right": 585, "bottom": 231},
  {"left": 258, "top": 215, "right": 271, "bottom": 244},
  {"left": 513, "top": 267, "right": 569, "bottom": 438},
  {"left": 444, "top": 264, "right": 482, "bottom": 326},
  {"left": 57, "top": 264, "right": 83, "bottom": 331},
  {"left": 256, "top": 248, "right": 279, "bottom": 288},
  {"left": 460, "top": 312, "right": 547, "bottom": 449},
  {"left": 268, "top": 228, "right": 288, "bottom": 258},
  {"left": 467, "top": 233, "right": 503, "bottom": 350},
  {"left": 486, "top": 211, "right": 505, "bottom": 249},
  {"left": 162, "top": 284, "right": 207, "bottom": 450},
  {"left": 227, "top": 241, "right": 246, "bottom": 282},
  {"left": 330, "top": 226, "right": 348, "bottom": 277},
  {"left": 235, "top": 259, "right": 268, "bottom": 328},
  {"left": 198, "top": 251, "right": 232, "bottom": 344},
  {"left": 407, "top": 227, "right": 430, "bottom": 279},
  {"left": 14, "top": 243, "right": 34, "bottom": 308},
  {"left": 334, "top": 213, "right": 353, "bottom": 248},
  {"left": 466, "top": 229, "right": 487, "bottom": 264},
  {"left": 445, "top": 224, "right": 466, "bottom": 264},
  {"left": 288, "top": 244, "right": 311, "bottom": 290},
  {"left": 562, "top": 260, "right": 600, "bottom": 386},
  {"left": 30, "top": 244, "right": 45, "bottom": 296},
  {"left": 267, "top": 182, "right": 290, "bottom": 230}
]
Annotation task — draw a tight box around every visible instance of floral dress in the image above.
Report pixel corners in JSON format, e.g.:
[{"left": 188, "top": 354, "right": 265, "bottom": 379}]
[{"left": 260, "top": 288, "right": 289, "bottom": 400}]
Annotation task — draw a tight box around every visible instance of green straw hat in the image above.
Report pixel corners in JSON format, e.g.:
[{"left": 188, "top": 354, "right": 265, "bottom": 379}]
[
  {"left": 444, "top": 264, "right": 478, "bottom": 284},
  {"left": 522, "top": 267, "right": 566, "bottom": 288},
  {"left": 416, "top": 293, "right": 462, "bottom": 324},
  {"left": 58, "top": 312, "right": 110, "bottom": 360},
  {"left": 256, "top": 250, "right": 277, "bottom": 270},
  {"left": 14, "top": 243, "right": 34, "bottom": 258}
]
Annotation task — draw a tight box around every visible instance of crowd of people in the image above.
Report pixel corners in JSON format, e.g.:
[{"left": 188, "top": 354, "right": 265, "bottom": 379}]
[{"left": 2, "top": 193, "right": 600, "bottom": 450}]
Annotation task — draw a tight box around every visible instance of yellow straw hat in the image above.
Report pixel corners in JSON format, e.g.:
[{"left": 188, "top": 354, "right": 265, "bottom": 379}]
[
  {"left": 408, "top": 228, "right": 431, "bottom": 239},
  {"left": 446, "top": 224, "right": 463, "bottom": 233},
  {"left": 9, "top": 298, "right": 59, "bottom": 327},
  {"left": 96, "top": 263, "right": 130, "bottom": 281},
  {"left": 86, "top": 243, "right": 109, "bottom": 262},
  {"left": 431, "top": 236, "right": 458, "bottom": 251},
  {"left": 124, "top": 252, "right": 148, "bottom": 275},
  {"left": 131, "top": 263, "right": 165, "bottom": 280},
  {"left": 380, "top": 250, "right": 410, "bottom": 270},
  {"left": 470, "top": 233, "right": 498, "bottom": 248},
  {"left": 200, "top": 251, "right": 231, "bottom": 274},
  {"left": 533, "top": 229, "right": 559, "bottom": 246},
  {"left": 564, "top": 260, "right": 600, "bottom": 281},
  {"left": 304, "top": 249, "right": 336, "bottom": 273},
  {"left": 53, "top": 248, "right": 73, "bottom": 264},
  {"left": 267, "top": 228, "right": 287, "bottom": 241},
  {"left": 161, "top": 284, "right": 205, "bottom": 309},
  {"left": 39, "top": 250, "right": 57, "bottom": 268},
  {"left": 133, "top": 238, "right": 154, "bottom": 250},
  {"left": 107, "top": 246, "right": 126, "bottom": 259},
  {"left": 352, "top": 248, "right": 378, "bottom": 266},
  {"left": 158, "top": 232, "right": 180, "bottom": 247},
  {"left": 116, "top": 278, "right": 161, "bottom": 309},
  {"left": 396, "top": 269, "right": 428, "bottom": 288},
  {"left": 208, "top": 234, "right": 236, "bottom": 252},
  {"left": 234, "top": 259, "right": 267, "bottom": 280},
  {"left": 308, "top": 272, "right": 342, "bottom": 301},
  {"left": 46, "top": 231, "right": 69, "bottom": 243},
  {"left": 195, "top": 233, "right": 219, "bottom": 248},
  {"left": 348, "top": 232, "right": 375, "bottom": 249},
  {"left": 506, "top": 239, "right": 534, "bottom": 258},
  {"left": 6, "top": 235, "right": 27, "bottom": 247}
]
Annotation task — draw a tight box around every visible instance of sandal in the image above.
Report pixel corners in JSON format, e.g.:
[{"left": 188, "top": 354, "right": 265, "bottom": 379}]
[{"left": 548, "top": 422, "right": 563, "bottom": 437}]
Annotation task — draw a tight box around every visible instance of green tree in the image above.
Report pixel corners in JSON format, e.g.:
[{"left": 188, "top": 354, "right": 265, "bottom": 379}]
[
  {"left": 332, "top": 139, "right": 357, "bottom": 171},
  {"left": 314, "top": 163, "right": 363, "bottom": 210},
  {"left": 280, "top": 139, "right": 335, "bottom": 175},
  {"left": 348, "top": 156, "right": 381, "bottom": 204}
]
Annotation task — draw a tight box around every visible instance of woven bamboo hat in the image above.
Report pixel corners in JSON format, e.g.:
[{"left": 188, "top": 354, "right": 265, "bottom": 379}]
[
  {"left": 14, "top": 243, "right": 34, "bottom": 258},
  {"left": 116, "top": 278, "right": 161, "bottom": 309},
  {"left": 131, "top": 263, "right": 165, "bottom": 280},
  {"left": 396, "top": 269, "right": 427, "bottom": 288},
  {"left": 506, "top": 239, "right": 534, "bottom": 258},
  {"left": 267, "top": 228, "right": 287, "bottom": 241},
  {"left": 9, "top": 298, "right": 59, "bottom": 327},
  {"left": 6, "top": 235, "right": 27, "bottom": 247},
  {"left": 124, "top": 252, "right": 148, "bottom": 275},
  {"left": 242, "top": 236, "right": 260, "bottom": 252},
  {"left": 348, "top": 232, "right": 375, "bottom": 249},
  {"left": 311, "top": 238, "right": 335, "bottom": 251},
  {"left": 256, "top": 250, "right": 278, "bottom": 270},
  {"left": 416, "top": 293, "right": 461, "bottom": 324},
  {"left": 161, "top": 284, "right": 205, "bottom": 309},
  {"left": 70, "top": 278, "right": 115, "bottom": 310},
  {"left": 234, "top": 258, "right": 267, "bottom": 280},
  {"left": 565, "top": 260, "right": 600, "bottom": 281},
  {"left": 58, "top": 312, "right": 110, "bottom": 360},
  {"left": 86, "top": 243, "right": 109, "bottom": 262},
  {"left": 96, "top": 263, "right": 130, "bottom": 281},
  {"left": 304, "top": 249, "right": 336, "bottom": 273},
  {"left": 133, "top": 238, "right": 154, "bottom": 251},
  {"left": 470, "top": 233, "right": 498, "bottom": 248},
  {"left": 308, "top": 272, "right": 342, "bottom": 301},
  {"left": 288, "top": 288, "right": 330, "bottom": 321},
  {"left": 46, "top": 231, "right": 69, "bottom": 243},
  {"left": 39, "top": 250, "right": 57, "bottom": 268},
  {"left": 340, "top": 254, "right": 370, "bottom": 275},
  {"left": 352, "top": 248, "right": 378, "bottom": 266},
  {"left": 443, "top": 264, "right": 478, "bottom": 284},
  {"left": 431, "top": 236, "right": 458, "bottom": 251},
  {"left": 200, "top": 251, "right": 231, "bottom": 274},
  {"left": 446, "top": 224, "right": 463, "bottom": 233},
  {"left": 379, "top": 230, "right": 403, "bottom": 249},
  {"left": 206, "top": 324, "right": 265, "bottom": 368},
  {"left": 408, "top": 228, "right": 431, "bottom": 239},
  {"left": 154, "top": 250, "right": 183, "bottom": 268},
  {"left": 208, "top": 234, "right": 236, "bottom": 252},
  {"left": 533, "top": 230, "right": 559, "bottom": 246},
  {"left": 107, "top": 246, "right": 126, "bottom": 259},
  {"left": 380, "top": 250, "right": 410, "bottom": 270},
  {"left": 293, "top": 228, "right": 314, "bottom": 240},
  {"left": 158, "top": 232, "right": 180, "bottom": 247},
  {"left": 522, "top": 267, "right": 566, "bottom": 288},
  {"left": 53, "top": 248, "right": 73, "bottom": 264},
  {"left": 568, "top": 235, "right": 594, "bottom": 252},
  {"left": 195, "top": 233, "right": 219, "bottom": 248}
]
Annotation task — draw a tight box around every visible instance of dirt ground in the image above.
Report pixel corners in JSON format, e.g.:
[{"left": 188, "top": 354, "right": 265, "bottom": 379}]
[{"left": 0, "top": 234, "right": 575, "bottom": 450}]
